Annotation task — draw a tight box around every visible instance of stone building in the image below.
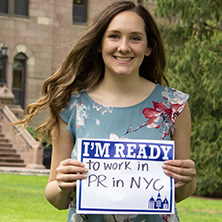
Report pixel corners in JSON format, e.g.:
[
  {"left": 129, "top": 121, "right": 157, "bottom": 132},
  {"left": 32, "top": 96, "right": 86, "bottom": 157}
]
[{"left": 0, "top": 0, "right": 154, "bottom": 167}]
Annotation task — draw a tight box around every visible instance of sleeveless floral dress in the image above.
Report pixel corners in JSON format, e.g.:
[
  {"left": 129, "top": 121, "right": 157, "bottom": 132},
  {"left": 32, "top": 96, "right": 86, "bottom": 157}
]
[{"left": 60, "top": 83, "right": 189, "bottom": 222}]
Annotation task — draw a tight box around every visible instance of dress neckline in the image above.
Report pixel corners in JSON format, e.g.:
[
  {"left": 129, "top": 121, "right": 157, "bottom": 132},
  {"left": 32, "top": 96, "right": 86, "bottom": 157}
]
[{"left": 82, "top": 83, "right": 160, "bottom": 109}]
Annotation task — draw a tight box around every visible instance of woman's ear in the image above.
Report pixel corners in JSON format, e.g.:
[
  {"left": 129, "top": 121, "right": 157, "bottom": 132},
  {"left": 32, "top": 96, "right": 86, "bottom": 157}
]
[{"left": 145, "top": 47, "right": 152, "bottom": 56}]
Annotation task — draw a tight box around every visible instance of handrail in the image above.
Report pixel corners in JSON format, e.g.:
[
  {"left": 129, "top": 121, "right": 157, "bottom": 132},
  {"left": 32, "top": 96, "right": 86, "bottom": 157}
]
[{"left": 0, "top": 104, "right": 40, "bottom": 149}]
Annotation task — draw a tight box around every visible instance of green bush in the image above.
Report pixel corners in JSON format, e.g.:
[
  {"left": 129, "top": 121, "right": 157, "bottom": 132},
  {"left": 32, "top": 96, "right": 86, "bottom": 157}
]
[
  {"left": 155, "top": 0, "right": 222, "bottom": 197},
  {"left": 191, "top": 117, "right": 222, "bottom": 197},
  {"left": 27, "top": 127, "right": 51, "bottom": 146}
]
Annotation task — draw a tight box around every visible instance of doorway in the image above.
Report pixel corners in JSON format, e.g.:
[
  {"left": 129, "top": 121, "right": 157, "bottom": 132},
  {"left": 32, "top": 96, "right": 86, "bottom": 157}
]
[{"left": 12, "top": 53, "right": 27, "bottom": 109}]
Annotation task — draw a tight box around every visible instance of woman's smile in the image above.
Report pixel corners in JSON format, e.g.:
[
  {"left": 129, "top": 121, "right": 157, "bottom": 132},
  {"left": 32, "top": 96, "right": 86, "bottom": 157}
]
[{"left": 114, "top": 56, "right": 134, "bottom": 63}]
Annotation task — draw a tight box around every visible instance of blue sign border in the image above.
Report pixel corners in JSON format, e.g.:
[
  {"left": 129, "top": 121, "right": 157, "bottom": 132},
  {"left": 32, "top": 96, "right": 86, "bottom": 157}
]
[{"left": 77, "top": 138, "right": 174, "bottom": 214}]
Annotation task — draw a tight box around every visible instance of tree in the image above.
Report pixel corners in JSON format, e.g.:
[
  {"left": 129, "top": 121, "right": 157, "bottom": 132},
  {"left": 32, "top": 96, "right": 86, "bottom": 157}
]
[{"left": 154, "top": 0, "right": 222, "bottom": 197}]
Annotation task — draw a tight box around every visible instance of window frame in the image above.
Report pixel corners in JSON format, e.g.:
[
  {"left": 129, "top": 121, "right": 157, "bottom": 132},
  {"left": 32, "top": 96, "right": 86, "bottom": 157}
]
[
  {"left": 13, "top": 0, "right": 29, "bottom": 17},
  {"left": 12, "top": 52, "right": 27, "bottom": 109},
  {"left": 0, "top": 0, "right": 29, "bottom": 18},
  {"left": 72, "top": 0, "right": 87, "bottom": 24},
  {"left": 0, "top": 0, "right": 8, "bottom": 15}
]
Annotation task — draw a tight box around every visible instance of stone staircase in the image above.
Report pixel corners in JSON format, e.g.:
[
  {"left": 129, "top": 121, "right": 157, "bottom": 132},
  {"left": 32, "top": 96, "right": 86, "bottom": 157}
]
[
  {"left": 0, "top": 133, "right": 26, "bottom": 167},
  {"left": 0, "top": 104, "right": 44, "bottom": 169}
]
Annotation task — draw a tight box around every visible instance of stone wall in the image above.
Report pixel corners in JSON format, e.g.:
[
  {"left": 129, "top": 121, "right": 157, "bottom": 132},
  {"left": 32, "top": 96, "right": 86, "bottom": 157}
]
[{"left": 0, "top": 0, "right": 137, "bottom": 127}]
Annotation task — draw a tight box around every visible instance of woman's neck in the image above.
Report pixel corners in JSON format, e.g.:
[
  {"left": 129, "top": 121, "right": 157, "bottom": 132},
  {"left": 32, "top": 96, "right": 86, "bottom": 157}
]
[
  {"left": 86, "top": 74, "right": 156, "bottom": 107},
  {"left": 101, "top": 73, "right": 143, "bottom": 96}
]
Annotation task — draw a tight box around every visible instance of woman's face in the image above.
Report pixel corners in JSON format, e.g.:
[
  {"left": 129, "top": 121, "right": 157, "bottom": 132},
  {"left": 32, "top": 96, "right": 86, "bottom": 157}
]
[{"left": 101, "top": 10, "right": 151, "bottom": 78}]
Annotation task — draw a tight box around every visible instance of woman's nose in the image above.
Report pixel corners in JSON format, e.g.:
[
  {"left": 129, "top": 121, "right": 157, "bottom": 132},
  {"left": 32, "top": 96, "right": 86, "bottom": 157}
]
[{"left": 117, "top": 38, "right": 131, "bottom": 53}]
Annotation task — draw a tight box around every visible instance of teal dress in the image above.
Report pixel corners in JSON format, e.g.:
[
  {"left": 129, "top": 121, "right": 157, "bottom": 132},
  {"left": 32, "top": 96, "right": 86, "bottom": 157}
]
[{"left": 60, "top": 83, "right": 189, "bottom": 222}]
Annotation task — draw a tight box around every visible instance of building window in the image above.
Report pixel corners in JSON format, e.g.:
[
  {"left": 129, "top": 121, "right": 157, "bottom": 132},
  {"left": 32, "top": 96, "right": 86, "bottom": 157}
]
[
  {"left": 0, "top": 0, "right": 28, "bottom": 17},
  {"left": 0, "top": 0, "right": 8, "bottom": 14},
  {"left": 14, "top": 0, "right": 28, "bottom": 16},
  {"left": 73, "top": 0, "right": 87, "bottom": 23},
  {"left": 12, "top": 53, "right": 27, "bottom": 109}
]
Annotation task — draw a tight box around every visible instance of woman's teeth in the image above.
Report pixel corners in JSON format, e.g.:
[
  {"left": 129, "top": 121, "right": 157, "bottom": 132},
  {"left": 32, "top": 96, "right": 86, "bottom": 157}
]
[{"left": 115, "top": 57, "right": 132, "bottom": 61}]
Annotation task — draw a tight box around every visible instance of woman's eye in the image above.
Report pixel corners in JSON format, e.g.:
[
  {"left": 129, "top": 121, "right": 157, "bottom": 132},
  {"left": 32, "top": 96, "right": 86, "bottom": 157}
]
[
  {"left": 131, "top": 36, "right": 141, "bottom": 41},
  {"left": 109, "top": 34, "right": 119, "bottom": 39}
]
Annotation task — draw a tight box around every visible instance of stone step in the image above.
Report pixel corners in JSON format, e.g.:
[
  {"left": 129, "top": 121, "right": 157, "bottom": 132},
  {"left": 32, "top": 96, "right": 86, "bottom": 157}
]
[
  {"left": 0, "top": 143, "right": 13, "bottom": 148},
  {"left": 0, "top": 152, "right": 20, "bottom": 158},
  {"left": 0, "top": 147, "right": 17, "bottom": 153},
  {"left": 0, "top": 162, "right": 26, "bottom": 167},
  {"left": 0, "top": 138, "right": 9, "bottom": 143},
  {"left": 0, "top": 157, "right": 24, "bottom": 163}
]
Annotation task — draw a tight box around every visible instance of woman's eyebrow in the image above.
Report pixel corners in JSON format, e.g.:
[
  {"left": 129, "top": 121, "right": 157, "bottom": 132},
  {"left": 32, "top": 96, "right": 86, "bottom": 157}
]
[
  {"left": 106, "top": 30, "right": 145, "bottom": 36},
  {"left": 105, "top": 30, "right": 120, "bottom": 34}
]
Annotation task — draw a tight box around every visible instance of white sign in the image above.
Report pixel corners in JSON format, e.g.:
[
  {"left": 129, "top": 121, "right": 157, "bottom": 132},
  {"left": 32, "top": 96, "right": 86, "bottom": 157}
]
[{"left": 77, "top": 138, "right": 175, "bottom": 215}]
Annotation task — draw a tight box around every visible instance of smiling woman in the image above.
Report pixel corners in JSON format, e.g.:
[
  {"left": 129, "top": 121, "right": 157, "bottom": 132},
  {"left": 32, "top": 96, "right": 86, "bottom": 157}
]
[
  {"left": 100, "top": 11, "right": 151, "bottom": 79},
  {"left": 14, "top": 1, "right": 196, "bottom": 222}
]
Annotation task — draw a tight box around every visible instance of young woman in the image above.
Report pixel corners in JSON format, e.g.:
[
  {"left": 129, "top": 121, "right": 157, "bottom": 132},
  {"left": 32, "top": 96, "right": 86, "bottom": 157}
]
[{"left": 17, "top": 1, "right": 196, "bottom": 221}]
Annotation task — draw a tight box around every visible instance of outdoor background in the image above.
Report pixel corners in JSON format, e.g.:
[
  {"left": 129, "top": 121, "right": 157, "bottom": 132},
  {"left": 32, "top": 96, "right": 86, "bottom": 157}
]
[{"left": 0, "top": 0, "right": 221, "bottom": 221}]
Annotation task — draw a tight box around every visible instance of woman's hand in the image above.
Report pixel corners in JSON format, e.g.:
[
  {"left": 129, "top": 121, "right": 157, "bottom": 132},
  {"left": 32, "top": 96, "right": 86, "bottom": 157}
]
[
  {"left": 162, "top": 159, "right": 196, "bottom": 188},
  {"left": 56, "top": 158, "right": 88, "bottom": 193}
]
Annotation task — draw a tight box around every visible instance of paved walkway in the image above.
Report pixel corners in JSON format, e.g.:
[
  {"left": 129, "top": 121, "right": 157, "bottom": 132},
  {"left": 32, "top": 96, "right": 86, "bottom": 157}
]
[{"left": 0, "top": 167, "right": 50, "bottom": 176}]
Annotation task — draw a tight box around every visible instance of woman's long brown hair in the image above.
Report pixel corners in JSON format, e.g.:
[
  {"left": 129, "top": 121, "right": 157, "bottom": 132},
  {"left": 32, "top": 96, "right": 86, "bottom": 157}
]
[{"left": 14, "top": 1, "right": 168, "bottom": 144}]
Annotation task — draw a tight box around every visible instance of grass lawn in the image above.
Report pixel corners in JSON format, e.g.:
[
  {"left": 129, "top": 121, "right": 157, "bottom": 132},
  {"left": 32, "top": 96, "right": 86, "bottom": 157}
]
[
  {"left": 177, "top": 196, "right": 222, "bottom": 222},
  {"left": 0, "top": 173, "right": 222, "bottom": 222},
  {"left": 0, "top": 173, "right": 67, "bottom": 222}
]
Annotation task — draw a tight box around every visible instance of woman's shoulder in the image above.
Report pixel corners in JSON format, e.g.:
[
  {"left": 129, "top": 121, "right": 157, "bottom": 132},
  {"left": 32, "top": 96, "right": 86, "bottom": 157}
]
[
  {"left": 155, "top": 84, "right": 189, "bottom": 104},
  {"left": 59, "top": 90, "right": 87, "bottom": 123},
  {"left": 69, "top": 89, "right": 87, "bottom": 107}
]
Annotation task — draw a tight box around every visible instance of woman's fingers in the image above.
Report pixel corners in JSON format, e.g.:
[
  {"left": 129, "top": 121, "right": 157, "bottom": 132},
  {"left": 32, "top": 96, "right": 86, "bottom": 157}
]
[
  {"left": 60, "top": 158, "right": 85, "bottom": 168},
  {"left": 56, "top": 158, "right": 88, "bottom": 191},
  {"left": 56, "top": 168, "right": 88, "bottom": 182},
  {"left": 162, "top": 159, "right": 196, "bottom": 187},
  {"left": 164, "top": 159, "right": 195, "bottom": 168},
  {"left": 56, "top": 175, "right": 86, "bottom": 190},
  {"left": 57, "top": 159, "right": 88, "bottom": 173}
]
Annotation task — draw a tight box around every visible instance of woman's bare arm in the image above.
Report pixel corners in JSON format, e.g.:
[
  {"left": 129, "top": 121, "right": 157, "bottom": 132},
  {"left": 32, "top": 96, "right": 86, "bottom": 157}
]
[
  {"left": 45, "top": 117, "right": 88, "bottom": 210},
  {"left": 163, "top": 102, "right": 196, "bottom": 203}
]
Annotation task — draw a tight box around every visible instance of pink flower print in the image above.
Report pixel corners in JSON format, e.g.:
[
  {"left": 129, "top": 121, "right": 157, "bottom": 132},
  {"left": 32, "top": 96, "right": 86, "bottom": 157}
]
[
  {"left": 161, "top": 214, "right": 177, "bottom": 222},
  {"left": 123, "top": 87, "right": 188, "bottom": 139},
  {"left": 162, "top": 87, "right": 188, "bottom": 126},
  {"left": 161, "top": 214, "right": 171, "bottom": 222},
  {"left": 142, "top": 102, "right": 173, "bottom": 139},
  {"left": 170, "top": 103, "right": 184, "bottom": 125},
  {"left": 162, "top": 87, "right": 188, "bottom": 106}
]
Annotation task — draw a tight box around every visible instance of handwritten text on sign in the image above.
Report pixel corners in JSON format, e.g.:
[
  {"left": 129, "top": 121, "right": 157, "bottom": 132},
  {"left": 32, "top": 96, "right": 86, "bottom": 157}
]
[{"left": 77, "top": 139, "right": 175, "bottom": 215}]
